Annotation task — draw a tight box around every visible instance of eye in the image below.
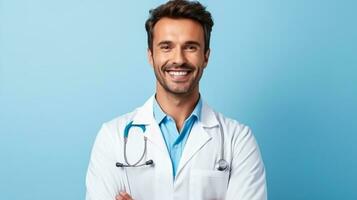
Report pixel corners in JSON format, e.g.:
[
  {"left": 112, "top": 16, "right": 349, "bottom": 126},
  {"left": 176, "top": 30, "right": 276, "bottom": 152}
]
[
  {"left": 159, "top": 44, "right": 171, "bottom": 52},
  {"left": 185, "top": 44, "right": 198, "bottom": 52}
]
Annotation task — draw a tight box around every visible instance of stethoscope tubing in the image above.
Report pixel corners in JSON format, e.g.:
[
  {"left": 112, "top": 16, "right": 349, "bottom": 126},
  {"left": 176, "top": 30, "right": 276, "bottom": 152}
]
[{"left": 117, "top": 114, "right": 229, "bottom": 171}]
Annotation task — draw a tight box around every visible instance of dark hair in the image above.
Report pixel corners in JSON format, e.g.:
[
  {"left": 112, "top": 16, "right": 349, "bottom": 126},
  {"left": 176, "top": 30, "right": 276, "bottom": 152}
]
[{"left": 145, "top": 0, "right": 214, "bottom": 53}]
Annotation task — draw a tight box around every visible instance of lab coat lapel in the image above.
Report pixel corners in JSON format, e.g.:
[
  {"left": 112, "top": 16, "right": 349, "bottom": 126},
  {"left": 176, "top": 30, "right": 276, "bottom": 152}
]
[
  {"left": 176, "top": 123, "right": 211, "bottom": 176},
  {"left": 176, "top": 102, "right": 219, "bottom": 177},
  {"left": 131, "top": 95, "right": 167, "bottom": 152}
]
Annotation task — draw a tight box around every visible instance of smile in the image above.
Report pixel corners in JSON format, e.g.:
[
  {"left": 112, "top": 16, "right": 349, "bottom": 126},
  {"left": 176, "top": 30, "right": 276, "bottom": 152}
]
[
  {"left": 168, "top": 71, "right": 188, "bottom": 76},
  {"left": 165, "top": 69, "right": 192, "bottom": 81}
]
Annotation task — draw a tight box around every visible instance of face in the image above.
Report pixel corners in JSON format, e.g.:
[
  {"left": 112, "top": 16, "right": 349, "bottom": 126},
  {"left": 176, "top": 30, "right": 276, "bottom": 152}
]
[{"left": 148, "top": 17, "right": 210, "bottom": 96}]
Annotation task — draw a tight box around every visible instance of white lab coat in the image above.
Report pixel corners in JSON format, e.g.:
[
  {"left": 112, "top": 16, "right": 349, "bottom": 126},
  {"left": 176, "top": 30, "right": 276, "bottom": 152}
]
[{"left": 86, "top": 95, "right": 267, "bottom": 200}]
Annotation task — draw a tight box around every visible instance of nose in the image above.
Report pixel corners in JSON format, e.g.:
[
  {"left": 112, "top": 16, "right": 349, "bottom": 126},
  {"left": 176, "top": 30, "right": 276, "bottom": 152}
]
[{"left": 171, "top": 47, "right": 186, "bottom": 66}]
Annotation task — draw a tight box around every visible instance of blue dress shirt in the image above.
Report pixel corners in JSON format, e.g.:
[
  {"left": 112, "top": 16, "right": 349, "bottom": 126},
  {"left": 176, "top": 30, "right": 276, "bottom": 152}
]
[{"left": 153, "top": 97, "right": 202, "bottom": 178}]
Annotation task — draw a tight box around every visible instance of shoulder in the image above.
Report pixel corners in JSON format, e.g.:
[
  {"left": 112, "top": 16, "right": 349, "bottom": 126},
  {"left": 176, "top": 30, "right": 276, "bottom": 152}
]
[
  {"left": 211, "top": 110, "right": 263, "bottom": 162},
  {"left": 209, "top": 107, "right": 254, "bottom": 144},
  {"left": 96, "top": 95, "right": 155, "bottom": 139},
  {"left": 101, "top": 109, "right": 139, "bottom": 136},
  {"left": 205, "top": 102, "right": 251, "bottom": 136}
]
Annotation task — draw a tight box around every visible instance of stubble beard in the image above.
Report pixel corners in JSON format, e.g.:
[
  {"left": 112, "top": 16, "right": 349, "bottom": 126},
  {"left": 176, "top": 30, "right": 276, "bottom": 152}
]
[{"left": 152, "top": 59, "right": 204, "bottom": 96}]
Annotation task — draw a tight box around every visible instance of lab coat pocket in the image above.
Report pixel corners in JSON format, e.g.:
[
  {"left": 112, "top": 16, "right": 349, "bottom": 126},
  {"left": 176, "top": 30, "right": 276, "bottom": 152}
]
[
  {"left": 125, "top": 166, "right": 155, "bottom": 200},
  {"left": 190, "top": 169, "right": 229, "bottom": 200}
]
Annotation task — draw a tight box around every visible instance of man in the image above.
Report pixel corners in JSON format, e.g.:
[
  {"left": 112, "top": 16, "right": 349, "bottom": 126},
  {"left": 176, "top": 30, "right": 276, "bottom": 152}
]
[{"left": 86, "top": 1, "right": 267, "bottom": 200}]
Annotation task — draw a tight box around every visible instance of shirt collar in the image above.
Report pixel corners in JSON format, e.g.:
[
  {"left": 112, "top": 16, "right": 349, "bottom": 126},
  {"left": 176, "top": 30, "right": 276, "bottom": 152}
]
[{"left": 153, "top": 95, "right": 202, "bottom": 125}]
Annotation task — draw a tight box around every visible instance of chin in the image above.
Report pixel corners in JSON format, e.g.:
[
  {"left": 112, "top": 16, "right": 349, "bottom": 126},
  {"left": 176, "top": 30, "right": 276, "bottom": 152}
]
[{"left": 168, "top": 86, "right": 196, "bottom": 95}]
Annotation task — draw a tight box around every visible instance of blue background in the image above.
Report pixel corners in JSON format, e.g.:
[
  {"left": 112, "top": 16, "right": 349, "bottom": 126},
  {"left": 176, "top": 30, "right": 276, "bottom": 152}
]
[{"left": 1, "top": 0, "right": 356, "bottom": 199}]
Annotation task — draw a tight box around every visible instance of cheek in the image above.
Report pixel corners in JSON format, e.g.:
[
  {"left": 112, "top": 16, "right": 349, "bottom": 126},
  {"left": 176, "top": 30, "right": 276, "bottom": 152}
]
[
  {"left": 152, "top": 53, "right": 167, "bottom": 66},
  {"left": 189, "top": 55, "right": 206, "bottom": 68},
  {"left": 152, "top": 57, "right": 167, "bottom": 74}
]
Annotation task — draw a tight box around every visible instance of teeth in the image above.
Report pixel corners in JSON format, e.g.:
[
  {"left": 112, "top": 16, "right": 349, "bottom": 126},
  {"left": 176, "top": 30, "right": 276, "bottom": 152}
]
[{"left": 168, "top": 71, "right": 188, "bottom": 76}]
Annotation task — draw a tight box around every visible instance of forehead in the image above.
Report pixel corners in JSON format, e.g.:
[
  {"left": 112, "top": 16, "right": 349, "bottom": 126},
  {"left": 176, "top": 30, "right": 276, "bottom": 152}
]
[{"left": 152, "top": 17, "right": 204, "bottom": 44}]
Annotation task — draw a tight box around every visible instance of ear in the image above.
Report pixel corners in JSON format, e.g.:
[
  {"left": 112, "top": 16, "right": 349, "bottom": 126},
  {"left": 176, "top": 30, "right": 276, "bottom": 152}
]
[
  {"left": 147, "top": 48, "right": 154, "bottom": 67},
  {"left": 203, "top": 48, "right": 210, "bottom": 68}
]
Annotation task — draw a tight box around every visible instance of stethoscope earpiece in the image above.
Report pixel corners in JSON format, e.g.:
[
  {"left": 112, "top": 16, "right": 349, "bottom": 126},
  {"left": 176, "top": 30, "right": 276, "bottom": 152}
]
[
  {"left": 116, "top": 162, "right": 124, "bottom": 167},
  {"left": 145, "top": 159, "right": 154, "bottom": 166},
  {"left": 116, "top": 159, "right": 154, "bottom": 168}
]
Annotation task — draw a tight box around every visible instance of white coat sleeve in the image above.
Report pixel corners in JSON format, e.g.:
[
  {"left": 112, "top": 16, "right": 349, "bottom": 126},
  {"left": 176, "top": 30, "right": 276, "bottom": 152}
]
[
  {"left": 86, "top": 124, "right": 125, "bottom": 200},
  {"left": 225, "top": 125, "right": 268, "bottom": 200}
]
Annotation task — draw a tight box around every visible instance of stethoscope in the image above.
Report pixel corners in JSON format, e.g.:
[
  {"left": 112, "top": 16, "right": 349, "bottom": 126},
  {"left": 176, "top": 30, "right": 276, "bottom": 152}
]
[
  {"left": 116, "top": 114, "right": 229, "bottom": 171},
  {"left": 115, "top": 121, "right": 155, "bottom": 168}
]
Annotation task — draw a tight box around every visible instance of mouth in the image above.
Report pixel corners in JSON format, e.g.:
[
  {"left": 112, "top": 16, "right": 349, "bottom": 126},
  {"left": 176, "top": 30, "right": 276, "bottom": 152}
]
[{"left": 165, "top": 69, "right": 192, "bottom": 81}]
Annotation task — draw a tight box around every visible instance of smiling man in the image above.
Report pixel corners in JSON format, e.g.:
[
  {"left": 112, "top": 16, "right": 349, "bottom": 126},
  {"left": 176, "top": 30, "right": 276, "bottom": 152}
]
[{"left": 86, "top": 1, "right": 267, "bottom": 200}]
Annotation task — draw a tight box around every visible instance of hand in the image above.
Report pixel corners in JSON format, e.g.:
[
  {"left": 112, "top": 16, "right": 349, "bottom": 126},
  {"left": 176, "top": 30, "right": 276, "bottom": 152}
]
[{"left": 115, "top": 192, "right": 133, "bottom": 200}]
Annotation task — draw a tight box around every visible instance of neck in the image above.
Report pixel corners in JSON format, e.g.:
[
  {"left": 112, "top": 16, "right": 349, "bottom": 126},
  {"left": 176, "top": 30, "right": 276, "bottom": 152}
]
[{"left": 155, "top": 84, "right": 200, "bottom": 131}]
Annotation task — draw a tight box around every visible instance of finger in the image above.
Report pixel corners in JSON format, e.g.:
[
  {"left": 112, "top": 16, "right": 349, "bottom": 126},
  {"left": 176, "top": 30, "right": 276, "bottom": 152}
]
[
  {"left": 116, "top": 194, "right": 126, "bottom": 200},
  {"left": 119, "top": 192, "right": 133, "bottom": 200}
]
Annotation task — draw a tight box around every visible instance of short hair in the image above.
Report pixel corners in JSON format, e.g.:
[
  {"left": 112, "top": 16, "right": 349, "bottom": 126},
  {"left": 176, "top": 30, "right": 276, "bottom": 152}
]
[{"left": 145, "top": 0, "right": 214, "bottom": 53}]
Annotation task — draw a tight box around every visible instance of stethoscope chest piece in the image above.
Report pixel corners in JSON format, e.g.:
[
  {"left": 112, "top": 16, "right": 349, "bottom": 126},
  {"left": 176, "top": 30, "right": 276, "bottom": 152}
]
[{"left": 216, "top": 159, "right": 229, "bottom": 171}]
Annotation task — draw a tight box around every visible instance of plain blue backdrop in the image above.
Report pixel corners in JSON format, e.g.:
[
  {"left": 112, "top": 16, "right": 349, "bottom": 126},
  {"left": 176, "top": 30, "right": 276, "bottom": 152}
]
[{"left": 1, "top": 0, "right": 356, "bottom": 199}]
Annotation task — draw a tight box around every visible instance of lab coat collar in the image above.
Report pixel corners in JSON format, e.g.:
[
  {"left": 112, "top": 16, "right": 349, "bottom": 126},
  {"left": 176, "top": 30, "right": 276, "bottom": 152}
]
[{"left": 131, "top": 94, "right": 219, "bottom": 128}]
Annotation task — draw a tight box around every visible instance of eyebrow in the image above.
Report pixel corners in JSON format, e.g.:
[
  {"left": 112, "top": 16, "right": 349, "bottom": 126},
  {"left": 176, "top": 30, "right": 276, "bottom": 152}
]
[
  {"left": 184, "top": 41, "right": 201, "bottom": 46},
  {"left": 157, "top": 41, "right": 172, "bottom": 46},
  {"left": 156, "top": 40, "right": 201, "bottom": 46}
]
